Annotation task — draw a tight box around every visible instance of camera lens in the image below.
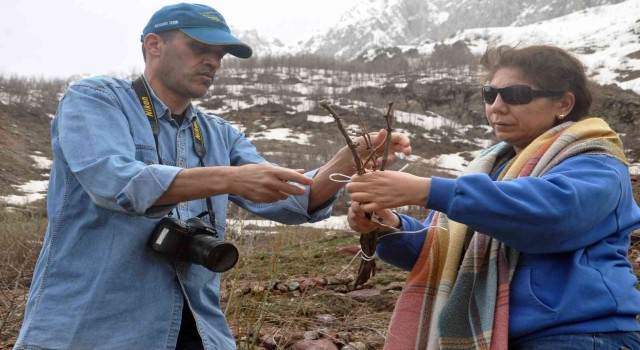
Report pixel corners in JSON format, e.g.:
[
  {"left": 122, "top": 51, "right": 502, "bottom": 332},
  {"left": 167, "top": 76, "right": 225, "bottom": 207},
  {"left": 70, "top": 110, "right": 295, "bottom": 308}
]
[{"left": 187, "top": 234, "right": 239, "bottom": 272}]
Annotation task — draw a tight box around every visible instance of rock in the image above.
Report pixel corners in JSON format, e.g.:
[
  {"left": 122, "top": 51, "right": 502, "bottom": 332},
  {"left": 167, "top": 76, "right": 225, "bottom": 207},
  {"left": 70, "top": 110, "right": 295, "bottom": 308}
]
[
  {"left": 336, "top": 245, "right": 361, "bottom": 256},
  {"left": 291, "top": 338, "right": 339, "bottom": 350},
  {"left": 312, "top": 277, "right": 327, "bottom": 286},
  {"left": 315, "top": 314, "right": 337, "bottom": 325},
  {"left": 274, "top": 281, "right": 289, "bottom": 293},
  {"left": 304, "top": 330, "right": 320, "bottom": 340},
  {"left": 299, "top": 278, "right": 314, "bottom": 292},
  {"left": 380, "top": 281, "right": 404, "bottom": 291},
  {"left": 346, "top": 289, "right": 381, "bottom": 301},
  {"left": 343, "top": 342, "right": 367, "bottom": 350},
  {"left": 336, "top": 332, "right": 351, "bottom": 343},
  {"left": 260, "top": 334, "right": 278, "bottom": 350},
  {"left": 288, "top": 281, "right": 301, "bottom": 291},
  {"left": 251, "top": 284, "right": 265, "bottom": 294}
]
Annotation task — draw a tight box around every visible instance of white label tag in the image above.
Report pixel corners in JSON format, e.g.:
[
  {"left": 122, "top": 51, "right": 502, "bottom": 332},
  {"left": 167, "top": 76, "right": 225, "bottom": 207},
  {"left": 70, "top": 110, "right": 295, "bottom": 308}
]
[{"left": 155, "top": 228, "right": 170, "bottom": 245}]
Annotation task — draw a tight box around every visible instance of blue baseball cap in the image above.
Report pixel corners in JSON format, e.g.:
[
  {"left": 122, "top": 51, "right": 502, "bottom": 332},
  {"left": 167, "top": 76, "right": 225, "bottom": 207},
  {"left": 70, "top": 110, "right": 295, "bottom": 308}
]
[{"left": 141, "top": 3, "right": 252, "bottom": 59}]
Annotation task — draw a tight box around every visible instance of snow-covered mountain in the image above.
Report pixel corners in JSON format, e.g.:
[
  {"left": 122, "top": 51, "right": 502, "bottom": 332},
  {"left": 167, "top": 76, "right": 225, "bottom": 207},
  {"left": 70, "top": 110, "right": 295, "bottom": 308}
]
[
  {"left": 230, "top": 27, "right": 291, "bottom": 57},
  {"left": 297, "top": 0, "right": 625, "bottom": 59},
  {"left": 409, "top": 0, "right": 640, "bottom": 94},
  {"left": 235, "top": 0, "right": 639, "bottom": 94}
]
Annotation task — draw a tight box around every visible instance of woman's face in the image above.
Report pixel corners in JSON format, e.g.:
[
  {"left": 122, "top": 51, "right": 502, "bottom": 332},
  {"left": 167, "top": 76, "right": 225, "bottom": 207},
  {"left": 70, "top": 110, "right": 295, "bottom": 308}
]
[{"left": 485, "top": 67, "right": 565, "bottom": 153}]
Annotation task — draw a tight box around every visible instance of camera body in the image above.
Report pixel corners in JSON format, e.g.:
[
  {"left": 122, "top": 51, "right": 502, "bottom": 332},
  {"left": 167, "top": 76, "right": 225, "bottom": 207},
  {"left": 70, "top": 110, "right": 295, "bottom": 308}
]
[{"left": 149, "top": 216, "right": 239, "bottom": 272}]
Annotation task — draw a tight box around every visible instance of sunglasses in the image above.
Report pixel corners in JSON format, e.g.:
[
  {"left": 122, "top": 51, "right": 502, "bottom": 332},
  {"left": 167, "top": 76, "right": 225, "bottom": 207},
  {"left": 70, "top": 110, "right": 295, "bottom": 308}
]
[{"left": 481, "top": 84, "right": 565, "bottom": 105}]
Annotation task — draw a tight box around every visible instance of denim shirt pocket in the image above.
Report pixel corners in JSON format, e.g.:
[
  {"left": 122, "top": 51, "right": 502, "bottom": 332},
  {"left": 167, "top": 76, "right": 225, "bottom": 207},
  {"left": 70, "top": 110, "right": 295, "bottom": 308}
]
[{"left": 135, "top": 143, "right": 160, "bottom": 165}]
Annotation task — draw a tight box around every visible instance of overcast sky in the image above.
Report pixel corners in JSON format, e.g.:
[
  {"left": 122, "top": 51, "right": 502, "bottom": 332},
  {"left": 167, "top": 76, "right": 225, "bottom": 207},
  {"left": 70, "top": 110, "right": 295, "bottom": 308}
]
[{"left": 0, "top": 0, "right": 360, "bottom": 79}]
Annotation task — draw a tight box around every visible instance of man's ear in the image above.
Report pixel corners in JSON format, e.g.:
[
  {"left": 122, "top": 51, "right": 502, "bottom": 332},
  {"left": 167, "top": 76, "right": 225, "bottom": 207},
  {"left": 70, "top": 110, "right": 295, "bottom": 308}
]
[{"left": 143, "top": 33, "right": 163, "bottom": 59}]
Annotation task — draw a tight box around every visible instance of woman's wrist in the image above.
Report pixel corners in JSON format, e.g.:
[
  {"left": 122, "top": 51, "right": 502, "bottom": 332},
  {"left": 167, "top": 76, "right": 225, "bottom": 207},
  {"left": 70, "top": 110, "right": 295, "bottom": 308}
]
[{"left": 412, "top": 176, "right": 430, "bottom": 207}]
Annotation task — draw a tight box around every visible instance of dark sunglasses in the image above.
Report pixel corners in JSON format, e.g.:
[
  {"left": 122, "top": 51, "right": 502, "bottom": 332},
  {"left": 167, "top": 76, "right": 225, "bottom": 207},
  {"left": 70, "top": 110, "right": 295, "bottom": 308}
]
[{"left": 481, "top": 84, "right": 565, "bottom": 105}]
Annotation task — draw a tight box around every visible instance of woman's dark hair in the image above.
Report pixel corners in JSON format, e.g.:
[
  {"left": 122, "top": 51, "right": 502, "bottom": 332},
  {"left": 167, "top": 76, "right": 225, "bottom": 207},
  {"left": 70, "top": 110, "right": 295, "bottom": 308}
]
[{"left": 480, "top": 45, "right": 592, "bottom": 121}]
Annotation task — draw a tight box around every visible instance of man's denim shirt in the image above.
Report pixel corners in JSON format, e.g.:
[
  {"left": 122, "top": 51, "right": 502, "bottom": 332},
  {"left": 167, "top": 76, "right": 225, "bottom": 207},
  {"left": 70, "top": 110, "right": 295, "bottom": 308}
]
[{"left": 15, "top": 76, "right": 336, "bottom": 350}]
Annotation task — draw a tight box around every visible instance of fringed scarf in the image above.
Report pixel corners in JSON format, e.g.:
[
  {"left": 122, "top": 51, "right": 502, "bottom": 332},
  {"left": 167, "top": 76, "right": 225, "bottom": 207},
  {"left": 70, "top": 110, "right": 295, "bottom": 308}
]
[{"left": 383, "top": 118, "right": 628, "bottom": 350}]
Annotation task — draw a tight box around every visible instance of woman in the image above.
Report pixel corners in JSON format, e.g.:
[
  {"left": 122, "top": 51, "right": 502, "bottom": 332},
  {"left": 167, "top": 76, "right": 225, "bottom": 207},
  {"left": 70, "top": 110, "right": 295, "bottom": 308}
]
[{"left": 346, "top": 45, "right": 640, "bottom": 350}]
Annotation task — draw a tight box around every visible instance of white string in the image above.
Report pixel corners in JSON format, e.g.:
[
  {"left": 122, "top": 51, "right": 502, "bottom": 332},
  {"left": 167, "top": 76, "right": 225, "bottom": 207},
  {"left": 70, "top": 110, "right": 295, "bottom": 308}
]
[
  {"left": 329, "top": 163, "right": 411, "bottom": 184},
  {"left": 338, "top": 250, "right": 362, "bottom": 276},
  {"left": 360, "top": 250, "right": 376, "bottom": 261},
  {"left": 396, "top": 163, "right": 410, "bottom": 173},
  {"left": 336, "top": 224, "right": 449, "bottom": 276},
  {"left": 377, "top": 224, "right": 448, "bottom": 238},
  {"left": 329, "top": 173, "right": 353, "bottom": 183},
  {"left": 329, "top": 162, "right": 429, "bottom": 272}
]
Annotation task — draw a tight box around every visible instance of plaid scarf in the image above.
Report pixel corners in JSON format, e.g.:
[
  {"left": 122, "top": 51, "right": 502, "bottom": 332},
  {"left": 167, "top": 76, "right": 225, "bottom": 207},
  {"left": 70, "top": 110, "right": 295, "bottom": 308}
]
[{"left": 384, "top": 118, "right": 628, "bottom": 350}]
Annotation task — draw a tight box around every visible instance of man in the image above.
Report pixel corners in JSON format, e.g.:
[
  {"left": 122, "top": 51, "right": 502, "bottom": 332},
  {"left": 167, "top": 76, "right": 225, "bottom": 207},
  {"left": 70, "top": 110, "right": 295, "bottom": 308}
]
[{"left": 14, "top": 3, "right": 410, "bottom": 350}]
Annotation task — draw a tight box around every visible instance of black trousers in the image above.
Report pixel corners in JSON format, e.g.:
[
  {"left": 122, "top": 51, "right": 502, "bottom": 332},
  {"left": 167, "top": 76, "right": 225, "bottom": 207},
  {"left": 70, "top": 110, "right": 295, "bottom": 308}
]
[{"left": 176, "top": 299, "right": 204, "bottom": 350}]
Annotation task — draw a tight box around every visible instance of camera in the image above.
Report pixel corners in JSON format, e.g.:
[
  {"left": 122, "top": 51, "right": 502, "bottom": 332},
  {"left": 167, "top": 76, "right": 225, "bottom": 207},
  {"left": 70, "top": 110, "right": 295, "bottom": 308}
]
[{"left": 148, "top": 213, "right": 239, "bottom": 272}]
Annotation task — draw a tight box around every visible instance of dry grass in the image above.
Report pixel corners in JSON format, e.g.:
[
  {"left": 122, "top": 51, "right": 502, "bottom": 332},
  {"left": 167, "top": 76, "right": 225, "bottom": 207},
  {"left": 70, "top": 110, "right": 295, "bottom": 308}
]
[
  {"left": 0, "top": 206, "right": 407, "bottom": 349},
  {"left": 2, "top": 202, "right": 640, "bottom": 349},
  {"left": 0, "top": 206, "right": 46, "bottom": 349},
  {"left": 221, "top": 224, "right": 407, "bottom": 349}
]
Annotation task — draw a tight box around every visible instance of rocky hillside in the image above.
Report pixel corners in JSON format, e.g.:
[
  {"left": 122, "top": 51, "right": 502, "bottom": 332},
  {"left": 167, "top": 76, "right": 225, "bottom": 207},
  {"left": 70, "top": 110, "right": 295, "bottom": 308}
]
[
  {"left": 1, "top": 57, "right": 640, "bottom": 350},
  {"left": 0, "top": 78, "right": 61, "bottom": 198},
  {"left": 1, "top": 62, "right": 640, "bottom": 212}
]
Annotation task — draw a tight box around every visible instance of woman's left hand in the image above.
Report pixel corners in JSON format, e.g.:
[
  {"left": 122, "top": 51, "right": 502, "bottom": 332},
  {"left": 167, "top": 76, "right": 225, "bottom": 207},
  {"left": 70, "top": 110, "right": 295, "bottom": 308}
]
[
  {"left": 346, "top": 171, "right": 430, "bottom": 212},
  {"left": 347, "top": 201, "right": 399, "bottom": 234}
]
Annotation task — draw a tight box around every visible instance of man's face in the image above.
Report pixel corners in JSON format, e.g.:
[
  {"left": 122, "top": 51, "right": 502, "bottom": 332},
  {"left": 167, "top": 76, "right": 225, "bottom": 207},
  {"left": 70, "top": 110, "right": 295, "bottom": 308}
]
[{"left": 156, "top": 31, "right": 227, "bottom": 100}]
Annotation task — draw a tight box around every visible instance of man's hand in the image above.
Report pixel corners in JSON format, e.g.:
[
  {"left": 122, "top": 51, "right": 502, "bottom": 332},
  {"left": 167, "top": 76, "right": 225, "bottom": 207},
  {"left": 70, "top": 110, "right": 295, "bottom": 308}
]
[
  {"left": 308, "top": 129, "right": 411, "bottom": 212},
  {"left": 353, "top": 129, "right": 411, "bottom": 170},
  {"left": 154, "top": 164, "right": 313, "bottom": 206},
  {"left": 229, "top": 164, "right": 313, "bottom": 202}
]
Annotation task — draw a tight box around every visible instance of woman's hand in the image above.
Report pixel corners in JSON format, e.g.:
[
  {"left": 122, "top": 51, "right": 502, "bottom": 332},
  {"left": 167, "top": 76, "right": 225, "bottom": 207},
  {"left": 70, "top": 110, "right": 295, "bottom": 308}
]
[
  {"left": 346, "top": 171, "right": 430, "bottom": 212},
  {"left": 347, "top": 201, "right": 399, "bottom": 234}
]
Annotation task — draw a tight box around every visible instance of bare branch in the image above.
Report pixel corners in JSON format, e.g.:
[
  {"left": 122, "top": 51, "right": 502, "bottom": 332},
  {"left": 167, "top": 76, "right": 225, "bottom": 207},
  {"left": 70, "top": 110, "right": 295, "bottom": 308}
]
[
  {"left": 320, "top": 99, "right": 396, "bottom": 289},
  {"left": 380, "top": 102, "right": 395, "bottom": 171},
  {"left": 319, "top": 100, "right": 364, "bottom": 175}
]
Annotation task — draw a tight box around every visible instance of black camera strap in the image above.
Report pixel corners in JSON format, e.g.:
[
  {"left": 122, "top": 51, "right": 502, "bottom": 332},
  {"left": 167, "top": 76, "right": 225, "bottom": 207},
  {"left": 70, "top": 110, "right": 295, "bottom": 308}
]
[{"left": 132, "top": 76, "right": 216, "bottom": 227}]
